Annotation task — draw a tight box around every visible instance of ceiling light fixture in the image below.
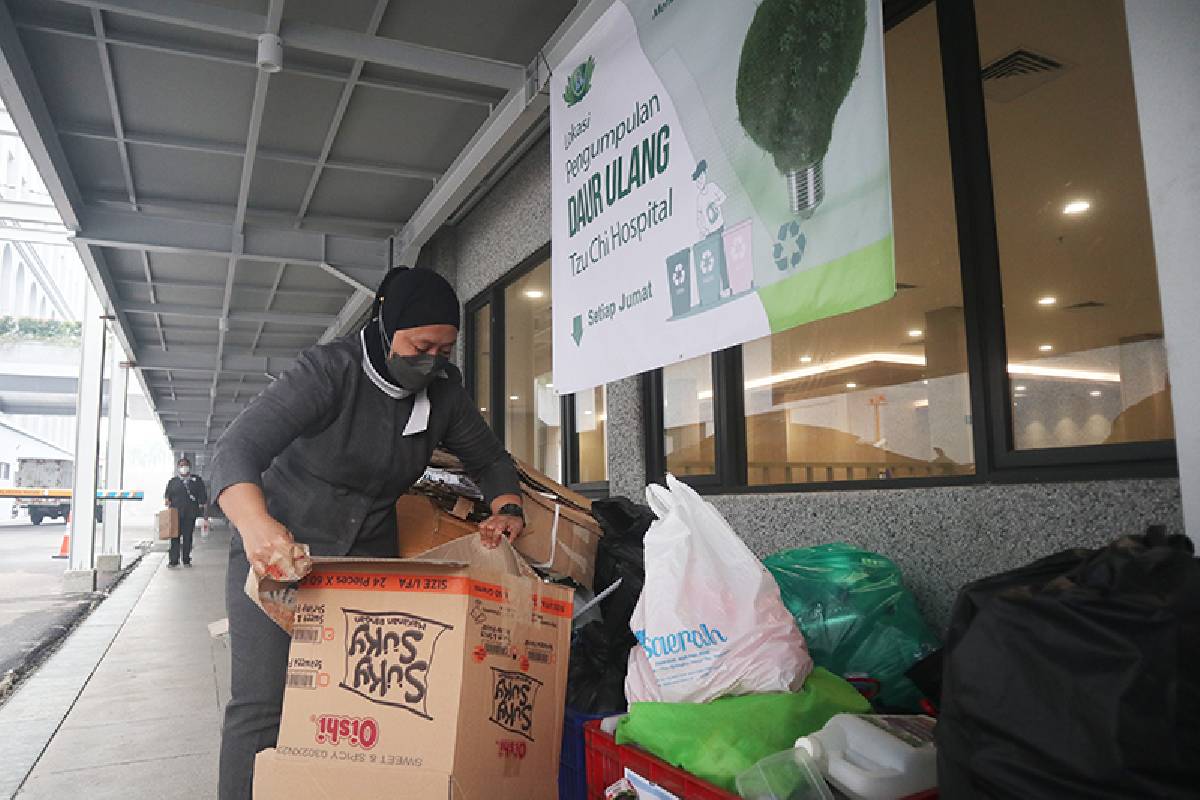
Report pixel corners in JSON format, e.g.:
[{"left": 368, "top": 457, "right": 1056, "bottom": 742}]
[
  {"left": 1014, "top": 385, "right": 1027, "bottom": 392},
  {"left": 1037, "top": 296, "right": 1057, "bottom": 306},
  {"left": 845, "top": 382, "right": 858, "bottom": 389},
  {"left": 256, "top": 34, "right": 283, "bottom": 73},
  {"left": 524, "top": 289, "right": 545, "bottom": 299},
  {"left": 1090, "top": 390, "right": 1102, "bottom": 397},
  {"left": 480, "top": 407, "right": 488, "bottom": 413},
  {"left": 509, "top": 395, "right": 520, "bottom": 401},
  {"left": 913, "top": 398, "right": 929, "bottom": 408},
  {"left": 1063, "top": 199, "right": 1091, "bottom": 216},
  {"left": 907, "top": 329, "right": 923, "bottom": 338},
  {"left": 800, "top": 355, "right": 813, "bottom": 363},
  {"left": 1038, "top": 344, "right": 1054, "bottom": 352}
]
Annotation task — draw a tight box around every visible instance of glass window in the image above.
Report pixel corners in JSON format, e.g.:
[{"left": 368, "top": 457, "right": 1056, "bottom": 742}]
[
  {"left": 976, "top": 0, "right": 1172, "bottom": 449},
  {"left": 576, "top": 386, "right": 608, "bottom": 483},
  {"left": 472, "top": 303, "right": 492, "bottom": 426},
  {"left": 664, "top": 354, "right": 716, "bottom": 477},
  {"left": 742, "top": 5, "right": 975, "bottom": 485},
  {"left": 503, "top": 260, "right": 561, "bottom": 480}
]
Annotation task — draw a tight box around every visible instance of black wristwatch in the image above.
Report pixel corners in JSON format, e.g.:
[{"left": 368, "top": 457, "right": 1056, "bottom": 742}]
[{"left": 497, "top": 503, "right": 525, "bottom": 521}]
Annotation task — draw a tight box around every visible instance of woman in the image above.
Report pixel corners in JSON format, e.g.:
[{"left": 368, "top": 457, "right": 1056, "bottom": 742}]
[{"left": 210, "top": 267, "right": 525, "bottom": 800}]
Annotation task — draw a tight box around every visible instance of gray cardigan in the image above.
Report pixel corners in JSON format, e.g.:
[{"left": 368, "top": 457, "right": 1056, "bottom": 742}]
[{"left": 209, "top": 333, "right": 519, "bottom": 557}]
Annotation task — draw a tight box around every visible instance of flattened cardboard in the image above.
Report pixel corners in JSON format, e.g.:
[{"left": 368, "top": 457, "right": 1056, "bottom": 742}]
[
  {"left": 395, "top": 494, "right": 478, "bottom": 558},
  {"left": 250, "top": 535, "right": 572, "bottom": 800},
  {"left": 156, "top": 507, "right": 179, "bottom": 540}
]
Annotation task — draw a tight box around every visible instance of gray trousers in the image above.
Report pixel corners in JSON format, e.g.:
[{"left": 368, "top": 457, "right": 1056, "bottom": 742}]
[{"left": 218, "top": 530, "right": 397, "bottom": 799}]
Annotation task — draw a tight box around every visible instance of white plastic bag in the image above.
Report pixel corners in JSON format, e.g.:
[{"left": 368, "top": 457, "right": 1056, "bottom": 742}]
[{"left": 625, "top": 475, "right": 812, "bottom": 704}]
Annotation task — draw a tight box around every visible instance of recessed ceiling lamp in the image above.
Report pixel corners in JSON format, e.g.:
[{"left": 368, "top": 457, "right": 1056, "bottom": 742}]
[
  {"left": 525, "top": 289, "right": 545, "bottom": 299},
  {"left": 509, "top": 395, "right": 520, "bottom": 401},
  {"left": 907, "top": 329, "right": 923, "bottom": 338},
  {"left": 1063, "top": 199, "right": 1090, "bottom": 215},
  {"left": 1014, "top": 385, "right": 1027, "bottom": 391},
  {"left": 1037, "top": 296, "right": 1057, "bottom": 306},
  {"left": 845, "top": 382, "right": 858, "bottom": 389},
  {"left": 1038, "top": 344, "right": 1054, "bottom": 352},
  {"left": 1090, "top": 390, "right": 1102, "bottom": 397},
  {"left": 800, "top": 355, "right": 813, "bottom": 363},
  {"left": 479, "top": 407, "right": 488, "bottom": 413}
]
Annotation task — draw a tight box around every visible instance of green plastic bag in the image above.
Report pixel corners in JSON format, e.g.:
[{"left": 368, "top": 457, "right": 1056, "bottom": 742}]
[
  {"left": 615, "top": 668, "right": 870, "bottom": 792},
  {"left": 763, "top": 544, "right": 939, "bottom": 711}
]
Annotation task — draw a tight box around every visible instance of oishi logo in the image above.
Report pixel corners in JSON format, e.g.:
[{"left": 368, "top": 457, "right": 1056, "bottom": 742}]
[
  {"left": 342, "top": 609, "right": 452, "bottom": 720},
  {"left": 312, "top": 714, "right": 379, "bottom": 750},
  {"left": 489, "top": 668, "right": 543, "bottom": 742}
]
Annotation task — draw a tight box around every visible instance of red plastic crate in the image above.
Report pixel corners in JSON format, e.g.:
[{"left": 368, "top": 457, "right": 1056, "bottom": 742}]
[{"left": 583, "top": 720, "right": 738, "bottom": 800}]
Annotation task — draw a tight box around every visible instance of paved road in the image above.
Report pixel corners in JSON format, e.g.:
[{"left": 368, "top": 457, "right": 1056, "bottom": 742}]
[{"left": 0, "top": 521, "right": 147, "bottom": 680}]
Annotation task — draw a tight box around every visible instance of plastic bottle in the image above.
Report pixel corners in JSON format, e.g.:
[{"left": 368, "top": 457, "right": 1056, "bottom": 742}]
[{"left": 795, "top": 714, "right": 937, "bottom": 800}]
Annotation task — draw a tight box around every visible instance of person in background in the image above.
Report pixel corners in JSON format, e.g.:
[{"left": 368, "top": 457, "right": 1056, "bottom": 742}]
[
  {"left": 163, "top": 456, "right": 208, "bottom": 568},
  {"left": 210, "top": 267, "right": 526, "bottom": 800}
]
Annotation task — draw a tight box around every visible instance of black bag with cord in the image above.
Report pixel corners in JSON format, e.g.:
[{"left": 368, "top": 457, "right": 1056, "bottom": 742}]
[{"left": 937, "top": 527, "right": 1200, "bottom": 799}]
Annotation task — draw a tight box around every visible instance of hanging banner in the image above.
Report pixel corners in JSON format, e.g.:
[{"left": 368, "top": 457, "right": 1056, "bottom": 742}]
[{"left": 550, "top": 0, "right": 894, "bottom": 394}]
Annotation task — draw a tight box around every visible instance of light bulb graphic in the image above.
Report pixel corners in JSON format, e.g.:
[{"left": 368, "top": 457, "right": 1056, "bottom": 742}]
[{"left": 736, "top": 0, "right": 867, "bottom": 218}]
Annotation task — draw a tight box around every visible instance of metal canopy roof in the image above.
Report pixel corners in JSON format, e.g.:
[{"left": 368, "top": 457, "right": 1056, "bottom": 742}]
[{"left": 0, "top": 0, "right": 600, "bottom": 458}]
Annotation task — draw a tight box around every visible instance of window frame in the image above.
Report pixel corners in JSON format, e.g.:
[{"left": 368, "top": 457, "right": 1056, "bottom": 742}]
[
  {"left": 642, "top": 0, "right": 1178, "bottom": 494},
  {"left": 464, "top": 244, "right": 611, "bottom": 497}
]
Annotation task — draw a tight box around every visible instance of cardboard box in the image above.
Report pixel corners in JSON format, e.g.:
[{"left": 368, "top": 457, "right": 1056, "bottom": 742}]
[
  {"left": 516, "top": 489, "right": 602, "bottom": 591},
  {"left": 513, "top": 460, "right": 602, "bottom": 591},
  {"left": 248, "top": 535, "right": 572, "bottom": 800},
  {"left": 156, "top": 507, "right": 179, "bottom": 540},
  {"left": 395, "top": 494, "right": 478, "bottom": 558},
  {"left": 254, "top": 749, "right": 465, "bottom": 799}
]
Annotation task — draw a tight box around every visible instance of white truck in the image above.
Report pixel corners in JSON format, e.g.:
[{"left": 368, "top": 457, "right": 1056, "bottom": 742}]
[{"left": 12, "top": 457, "right": 74, "bottom": 525}]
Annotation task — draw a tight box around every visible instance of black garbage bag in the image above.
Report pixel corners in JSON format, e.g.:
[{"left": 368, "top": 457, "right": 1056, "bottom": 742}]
[
  {"left": 567, "top": 621, "right": 637, "bottom": 712},
  {"left": 937, "top": 527, "right": 1200, "bottom": 799},
  {"left": 591, "top": 496, "right": 654, "bottom": 639},
  {"left": 565, "top": 497, "right": 655, "bottom": 713}
]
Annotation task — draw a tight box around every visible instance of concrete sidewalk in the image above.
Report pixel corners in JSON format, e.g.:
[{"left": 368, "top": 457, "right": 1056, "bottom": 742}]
[{"left": 0, "top": 524, "right": 231, "bottom": 799}]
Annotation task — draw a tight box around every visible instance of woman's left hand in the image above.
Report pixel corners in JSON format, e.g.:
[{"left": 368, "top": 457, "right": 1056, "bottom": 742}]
[{"left": 478, "top": 513, "right": 525, "bottom": 549}]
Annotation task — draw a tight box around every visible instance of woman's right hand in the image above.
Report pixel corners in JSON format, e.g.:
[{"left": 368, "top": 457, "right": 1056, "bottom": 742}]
[{"left": 240, "top": 515, "right": 299, "bottom": 579}]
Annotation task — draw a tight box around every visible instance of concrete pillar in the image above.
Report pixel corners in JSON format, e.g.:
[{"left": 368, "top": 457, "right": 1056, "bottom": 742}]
[
  {"left": 64, "top": 290, "right": 106, "bottom": 593},
  {"left": 1126, "top": 0, "right": 1200, "bottom": 545},
  {"left": 97, "top": 348, "right": 129, "bottom": 572}
]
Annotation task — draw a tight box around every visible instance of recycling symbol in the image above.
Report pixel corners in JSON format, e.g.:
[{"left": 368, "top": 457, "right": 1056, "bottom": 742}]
[
  {"left": 699, "top": 250, "right": 716, "bottom": 275},
  {"left": 671, "top": 263, "right": 687, "bottom": 287},
  {"left": 706, "top": 202, "right": 721, "bottom": 225},
  {"left": 773, "top": 220, "right": 807, "bottom": 271}
]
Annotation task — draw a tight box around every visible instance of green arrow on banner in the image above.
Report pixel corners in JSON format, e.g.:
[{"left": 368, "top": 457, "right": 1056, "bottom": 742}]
[{"left": 571, "top": 315, "right": 584, "bottom": 346}]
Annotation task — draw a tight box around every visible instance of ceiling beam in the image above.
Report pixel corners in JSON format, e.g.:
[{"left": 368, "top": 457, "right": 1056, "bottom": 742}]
[
  {"left": 294, "top": 0, "right": 389, "bottom": 228},
  {"left": 91, "top": 9, "right": 138, "bottom": 212},
  {"left": 135, "top": 349, "right": 296, "bottom": 375},
  {"left": 58, "top": 124, "right": 442, "bottom": 182},
  {"left": 121, "top": 300, "right": 336, "bottom": 327},
  {"left": 73, "top": 207, "right": 388, "bottom": 270},
  {"left": 115, "top": 276, "right": 343, "bottom": 299},
  {"left": 15, "top": 17, "right": 498, "bottom": 108},
  {"left": 87, "top": 191, "right": 400, "bottom": 234},
  {"left": 50, "top": 0, "right": 523, "bottom": 90}
]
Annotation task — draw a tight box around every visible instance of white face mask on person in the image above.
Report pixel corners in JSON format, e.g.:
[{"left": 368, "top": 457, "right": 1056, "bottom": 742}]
[{"left": 178, "top": 466, "right": 191, "bottom": 477}]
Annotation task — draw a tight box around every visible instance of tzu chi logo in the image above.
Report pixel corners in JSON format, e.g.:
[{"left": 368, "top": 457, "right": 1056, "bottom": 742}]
[{"left": 563, "top": 56, "right": 595, "bottom": 107}]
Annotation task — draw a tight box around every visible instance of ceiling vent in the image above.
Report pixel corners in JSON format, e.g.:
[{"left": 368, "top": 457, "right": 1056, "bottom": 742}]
[{"left": 981, "top": 48, "right": 1067, "bottom": 102}]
